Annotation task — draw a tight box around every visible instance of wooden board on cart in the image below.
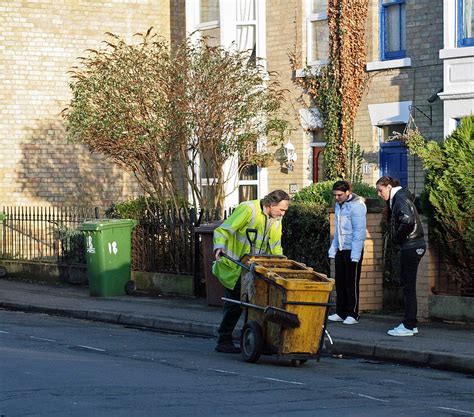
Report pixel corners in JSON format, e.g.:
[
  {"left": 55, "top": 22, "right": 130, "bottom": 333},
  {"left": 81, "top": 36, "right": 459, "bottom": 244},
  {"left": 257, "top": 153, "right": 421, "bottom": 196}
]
[{"left": 241, "top": 255, "right": 334, "bottom": 356}]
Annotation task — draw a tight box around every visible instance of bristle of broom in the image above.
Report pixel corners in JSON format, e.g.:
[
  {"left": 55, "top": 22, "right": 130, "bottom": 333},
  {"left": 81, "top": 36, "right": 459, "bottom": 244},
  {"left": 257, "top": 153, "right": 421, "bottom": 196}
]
[{"left": 264, "top": 306, "right": 300, "bottom": 329}]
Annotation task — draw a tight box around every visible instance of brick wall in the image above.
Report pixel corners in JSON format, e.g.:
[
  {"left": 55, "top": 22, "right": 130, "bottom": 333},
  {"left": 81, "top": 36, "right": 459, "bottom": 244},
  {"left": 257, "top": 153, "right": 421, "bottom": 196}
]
[
  {"left": 0, "top": 1, "right": 170, "bottom": 208},
  {"left": 329, "top": 208, "right": 384, "bottom": 312},
  {"left": 355, "top": 0, "right": 444, "bottom": 194},
  {"left": 265, "top": 1, "right": 309, "bottom": 196}
]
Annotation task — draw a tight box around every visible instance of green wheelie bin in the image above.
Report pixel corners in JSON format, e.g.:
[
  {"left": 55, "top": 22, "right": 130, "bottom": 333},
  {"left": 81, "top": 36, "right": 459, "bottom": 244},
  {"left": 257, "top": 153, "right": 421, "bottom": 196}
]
[{"left": 79, "top": 219, "right": 137, "bottom": 297}]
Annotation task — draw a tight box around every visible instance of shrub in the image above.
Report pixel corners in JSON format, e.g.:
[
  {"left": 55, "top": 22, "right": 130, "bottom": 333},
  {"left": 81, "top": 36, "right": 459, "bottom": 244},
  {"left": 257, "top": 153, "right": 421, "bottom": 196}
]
[
  {"left": 404, "top": 116, "right": 474, "bottom": 291},
  {"left": 105, "top": 197, "right": 189, "bottom": 220},
  {"left": 293, "top": 180, "right": 379, "bottom": 206},
  {"left": 282, "top": 202, "right": 330, "bottom": 274},
  {"left": 105, "top": 197, "right": 149, "bottom": 220}
]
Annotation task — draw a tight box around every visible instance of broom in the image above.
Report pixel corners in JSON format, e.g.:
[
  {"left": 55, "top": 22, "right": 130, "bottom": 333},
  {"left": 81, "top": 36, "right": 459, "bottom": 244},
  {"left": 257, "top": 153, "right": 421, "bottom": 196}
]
[{"left": 222, "top": 297, "right": 301, "bottom": 329}]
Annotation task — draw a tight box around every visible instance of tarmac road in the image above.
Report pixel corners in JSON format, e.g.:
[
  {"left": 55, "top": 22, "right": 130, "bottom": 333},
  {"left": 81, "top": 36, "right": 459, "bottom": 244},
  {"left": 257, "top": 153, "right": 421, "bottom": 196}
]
[{"left": 1, "top": 310, "right": 473, "bottom": 417}]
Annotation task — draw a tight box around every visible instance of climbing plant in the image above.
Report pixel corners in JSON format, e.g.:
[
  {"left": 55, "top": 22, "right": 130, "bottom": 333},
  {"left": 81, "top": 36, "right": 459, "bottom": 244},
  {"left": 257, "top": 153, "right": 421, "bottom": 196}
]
[{"left": 290, "top": 0, "right": 369, "bottom": 180}]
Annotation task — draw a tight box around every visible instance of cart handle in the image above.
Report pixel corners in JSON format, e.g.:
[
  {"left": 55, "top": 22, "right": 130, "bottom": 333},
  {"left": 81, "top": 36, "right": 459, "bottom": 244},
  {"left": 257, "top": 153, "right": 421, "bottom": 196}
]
[
  {"left": 222, "top": 297, "right": 265, "bottom": 310},
  {"left": 221, "top": 253, "right": 251, "bottom": 271}
]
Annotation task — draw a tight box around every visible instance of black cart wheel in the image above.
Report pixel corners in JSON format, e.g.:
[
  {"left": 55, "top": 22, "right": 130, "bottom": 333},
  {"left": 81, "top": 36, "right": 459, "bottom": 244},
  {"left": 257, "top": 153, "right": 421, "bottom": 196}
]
[
  {"left": 125, "top": 280, "right": 137, "bottom": 295},
  {"left": 290, "top": 359, "right": 307, "bottom": 367},
  {"left": 240, "top": 321, "right": 263, "bottom": 363}
]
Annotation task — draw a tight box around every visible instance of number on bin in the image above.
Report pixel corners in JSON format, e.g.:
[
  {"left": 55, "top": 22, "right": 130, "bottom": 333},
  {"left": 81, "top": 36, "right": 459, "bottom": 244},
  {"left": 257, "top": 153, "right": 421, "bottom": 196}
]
[
  {"left": 86, "top": 236, "right": 95, "bottom": 254},
  {"left": 108, "top": 241, "right": 118, "bottom": 255}
]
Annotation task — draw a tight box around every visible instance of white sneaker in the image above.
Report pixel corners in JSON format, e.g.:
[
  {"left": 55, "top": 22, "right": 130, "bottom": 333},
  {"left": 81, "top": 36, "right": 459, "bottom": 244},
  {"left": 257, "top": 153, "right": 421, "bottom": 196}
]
[
  {"left": 343, "top": 316, "right": 358, "bottom": 325},
  {"left": 328, "top": 313, "right": 344, "bottom": 322},
  {"left": 387, "top": 323, "right": 414, "bottom": 337},
  {"left": 413, "top": 327, "right": 419, "bottom": 334}
]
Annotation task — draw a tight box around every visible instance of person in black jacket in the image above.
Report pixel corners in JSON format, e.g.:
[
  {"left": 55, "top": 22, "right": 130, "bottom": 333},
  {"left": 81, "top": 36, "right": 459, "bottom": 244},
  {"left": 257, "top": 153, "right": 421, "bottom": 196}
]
[{"left": 376, "top": 176, "right": 426, "bottom": 336}]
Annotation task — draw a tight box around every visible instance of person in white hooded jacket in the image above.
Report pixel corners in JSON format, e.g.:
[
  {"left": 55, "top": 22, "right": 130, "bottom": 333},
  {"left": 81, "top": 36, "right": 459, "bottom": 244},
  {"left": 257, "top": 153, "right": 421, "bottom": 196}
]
[{"left": 328, "top": 180, "right": 367, "bottom": 325}]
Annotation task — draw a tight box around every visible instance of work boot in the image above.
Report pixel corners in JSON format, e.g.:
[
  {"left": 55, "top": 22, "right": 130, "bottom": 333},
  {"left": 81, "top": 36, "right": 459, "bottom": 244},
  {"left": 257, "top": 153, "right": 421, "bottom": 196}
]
[{"left": 215, "top": 340, "right": 241, "bottom": 354}]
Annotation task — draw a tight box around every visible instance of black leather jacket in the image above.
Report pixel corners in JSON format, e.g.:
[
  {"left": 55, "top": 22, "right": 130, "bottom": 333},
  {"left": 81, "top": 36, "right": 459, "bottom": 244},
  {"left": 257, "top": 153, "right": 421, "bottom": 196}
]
[{"left": 390, "top": 188, "right": 425, "bottom": 249}]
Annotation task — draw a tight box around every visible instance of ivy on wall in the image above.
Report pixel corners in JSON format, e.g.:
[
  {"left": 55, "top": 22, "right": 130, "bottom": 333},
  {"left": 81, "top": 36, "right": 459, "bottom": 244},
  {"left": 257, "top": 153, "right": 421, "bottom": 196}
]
[{"left": 290, "top": 0, "right": 369, "bottom": 180}]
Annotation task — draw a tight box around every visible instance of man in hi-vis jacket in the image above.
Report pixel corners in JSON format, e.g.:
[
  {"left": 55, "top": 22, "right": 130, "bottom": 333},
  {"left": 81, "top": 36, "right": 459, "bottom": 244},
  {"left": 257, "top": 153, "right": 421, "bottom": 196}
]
[
  {"left": 212, "top": 190, "right": 290, "bottom": 353},
  {"left": 328, "top": 180, "right": 367, "bottom": 325}
]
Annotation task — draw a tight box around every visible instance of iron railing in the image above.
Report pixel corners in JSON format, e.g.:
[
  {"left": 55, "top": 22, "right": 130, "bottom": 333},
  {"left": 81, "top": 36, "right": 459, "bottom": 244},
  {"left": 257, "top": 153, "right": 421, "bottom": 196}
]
[
  {"left": 0, "top": 206, "right": 98, "bottom": 265},
  {"left": 132, "top": 207, "right": 223, "bottom": 274},
  {"left": 0, "top": 206, "right": 226, "bottom": 276}
]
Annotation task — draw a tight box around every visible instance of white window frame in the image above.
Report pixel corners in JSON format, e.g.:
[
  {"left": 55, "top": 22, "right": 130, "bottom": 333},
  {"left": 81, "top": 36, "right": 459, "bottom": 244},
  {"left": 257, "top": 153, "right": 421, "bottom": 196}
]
[
  {"left": 306, "top": 0, "right": 329, "bottom": 66},
  {"left": 185, "top": 0, "right": 268, "bottom": 210}
]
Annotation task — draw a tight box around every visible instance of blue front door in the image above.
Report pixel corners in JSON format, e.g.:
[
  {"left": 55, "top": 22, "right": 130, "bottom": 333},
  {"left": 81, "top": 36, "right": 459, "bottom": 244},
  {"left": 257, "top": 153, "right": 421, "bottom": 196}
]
[{"left": 380, "top": 141, "right": 407, "bottom": 186}]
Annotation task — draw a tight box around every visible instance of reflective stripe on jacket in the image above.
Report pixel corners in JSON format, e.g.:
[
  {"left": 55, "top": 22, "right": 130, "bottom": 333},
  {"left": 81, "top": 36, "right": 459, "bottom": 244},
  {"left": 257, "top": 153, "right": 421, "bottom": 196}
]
[
  {"left": 212, "top": 200, "right": 283, "bottom": 290},
  {"left": 328, "top": 193, "right": 367, "bottom": 262}
]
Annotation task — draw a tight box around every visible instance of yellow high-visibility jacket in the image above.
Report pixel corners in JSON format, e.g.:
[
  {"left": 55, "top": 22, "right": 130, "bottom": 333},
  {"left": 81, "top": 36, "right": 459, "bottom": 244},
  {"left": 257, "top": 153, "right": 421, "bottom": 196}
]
[{"left": 212, "top": 200, "right": 283, "bottom": 290}]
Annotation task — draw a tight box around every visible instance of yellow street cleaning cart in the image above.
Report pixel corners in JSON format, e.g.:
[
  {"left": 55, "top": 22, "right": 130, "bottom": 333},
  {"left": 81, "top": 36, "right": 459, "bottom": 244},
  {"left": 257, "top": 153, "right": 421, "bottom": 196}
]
[{"left": 222, "top": 254, "right": 334, "bottom": 366}]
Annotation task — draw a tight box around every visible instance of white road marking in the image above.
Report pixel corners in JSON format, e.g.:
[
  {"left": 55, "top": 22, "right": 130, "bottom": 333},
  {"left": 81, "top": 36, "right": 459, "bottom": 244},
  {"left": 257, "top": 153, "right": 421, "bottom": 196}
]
[
  {"left": 77, "top": 345, "right": 106, "bottom": 352},
  {"left": 437, "top": 407, "right": 474, "bottom": 415},
  {"left": 208, "top": 368, "right": 238, "bottom": 375},
  {"left": 263, "top": 377, "right": 304, "bottom": 385},
  {"left": 351, "top": 392, "right": 390, "bottom": 403},
  {"left": 0, "top": 330, "right": 9, "bottom": 334},
  {"left": 30, "top": 336, "right": 56, "bottom": 342},
  {"left": 207, "top": 369, "right": 303, "bottom": 385}
]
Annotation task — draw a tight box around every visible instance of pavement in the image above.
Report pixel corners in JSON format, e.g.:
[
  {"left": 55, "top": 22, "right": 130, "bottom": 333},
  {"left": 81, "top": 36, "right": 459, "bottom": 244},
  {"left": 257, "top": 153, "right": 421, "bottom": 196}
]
[{"left": 0, "top": 278, "right": 473, "bottom": 374}]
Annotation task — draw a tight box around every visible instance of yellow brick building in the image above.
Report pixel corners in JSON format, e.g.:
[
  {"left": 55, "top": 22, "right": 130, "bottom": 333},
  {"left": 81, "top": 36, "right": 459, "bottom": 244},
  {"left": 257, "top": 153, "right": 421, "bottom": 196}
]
[{"left": 1, "top": 0, "right": 173, "bottom": 207}]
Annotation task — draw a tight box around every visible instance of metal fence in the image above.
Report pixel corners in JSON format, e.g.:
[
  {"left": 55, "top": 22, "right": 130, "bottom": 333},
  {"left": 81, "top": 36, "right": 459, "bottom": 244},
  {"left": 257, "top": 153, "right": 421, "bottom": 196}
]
[
  {"left": 0, "top": 206, "right": 98, "bottom": 265},
  {"left": 131, "top": 207, "right": 223, "bottom": 274},
  {"left": 0, "top": 205, "right": 225, "bottom": 276}
]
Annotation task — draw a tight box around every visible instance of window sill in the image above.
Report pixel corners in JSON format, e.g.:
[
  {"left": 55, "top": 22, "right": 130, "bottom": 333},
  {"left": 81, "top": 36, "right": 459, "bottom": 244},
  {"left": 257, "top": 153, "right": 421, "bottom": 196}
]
[
  {"left": 293, "top": 62, "right": 327, "bottom": 78},
  {"left": 439, "top": 47, "right": 474, "bottom": 60},
  {"left": 366, "top": 58, "right": 412, "bottom": 72},
  {"left": 438, "top": 91, "right": 474, "bottom": 101}
]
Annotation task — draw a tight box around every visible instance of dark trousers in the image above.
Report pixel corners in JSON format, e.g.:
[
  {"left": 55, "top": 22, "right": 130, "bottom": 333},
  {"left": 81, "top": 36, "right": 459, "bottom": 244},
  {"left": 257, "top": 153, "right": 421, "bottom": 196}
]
[
  {"left": 335, "top": 250, "right": 363, "bottom": 320},
  {"left": 400, "top": 246, "right": 425, "bottom": 329},
  {"left": 217, "top": 279, "right": 242, "bottom": 343}
]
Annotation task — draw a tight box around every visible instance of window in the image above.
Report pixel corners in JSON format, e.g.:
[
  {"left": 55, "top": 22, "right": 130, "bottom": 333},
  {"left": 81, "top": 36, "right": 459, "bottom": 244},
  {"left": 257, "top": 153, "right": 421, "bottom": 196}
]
[
  {"left": 237, "top": 0, "right": 259, "bottom": 202},
  {"left": 237, "top": 0, "right": 257, "bottom": 65},
  {"left": 200, "top": 0, "right": 219, "bottom": 22},
  {"left": 381, "top": 0, "right": 406, "bottom": 60},
  {"left": 378, "top": 123, "right": 406, "bottom": 142},
  {"left": 198, "top": 0, "right": 220, "bottom": 46},
  {"left": 458, "top": 0, "right": 474, "bottom": 46},
  {"left": 199, "top": 154, "right": 217, "bottom": 205},
  {"left": 239, "top": 164, "right": 258, "bottom": 202},
  {"left": 187, "top": 0, "right": 266, "bottom": 207},
  {"left": 307, "top": 0, "right": 329, "bottom": 65}
]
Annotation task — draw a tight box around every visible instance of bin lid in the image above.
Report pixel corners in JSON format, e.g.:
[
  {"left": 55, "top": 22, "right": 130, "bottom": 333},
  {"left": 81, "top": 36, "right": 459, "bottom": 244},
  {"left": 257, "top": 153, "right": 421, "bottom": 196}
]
[
  {"left": 194, "top": 221, "right": 222, "bottom": 233},
  {"left": 78, "top": 218, "right": 137, "bottom": 231}
]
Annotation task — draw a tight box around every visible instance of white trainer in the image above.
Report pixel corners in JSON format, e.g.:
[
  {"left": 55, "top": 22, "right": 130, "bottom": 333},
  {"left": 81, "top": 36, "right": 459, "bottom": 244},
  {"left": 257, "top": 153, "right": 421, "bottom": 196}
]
[
  {"left": 328, "top": 313, "right": 344, "bottom": 322},
  {"left": 413, "top": 327, "right": 419, "bottom": 334},
  {"left": 387, "top": 323, "right": 414, "bottom": 337},
  {"left": 343, "top": 316, "right": 358, "bottom": 325}
]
